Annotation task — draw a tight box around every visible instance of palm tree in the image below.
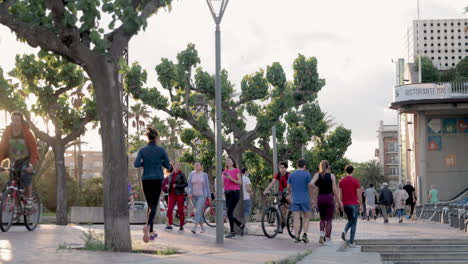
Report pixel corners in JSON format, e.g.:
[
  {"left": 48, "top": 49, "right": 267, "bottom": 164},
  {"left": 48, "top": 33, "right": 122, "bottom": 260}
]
[
  {"left": 167, "top": 117, "right": 184, "bottom": 160},
  {"left": 129, "top": 103, "right": 151, "bottom": 136},
  {"left": 357, "top": 160, "right": 385, "bottom": 188},
  {"left": 150, "top": 116, "right": 169, "bottom": 139}
]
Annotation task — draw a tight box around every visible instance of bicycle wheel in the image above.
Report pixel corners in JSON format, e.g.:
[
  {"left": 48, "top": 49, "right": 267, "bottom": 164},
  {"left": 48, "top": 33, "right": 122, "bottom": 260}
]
[
  {"left": 261, "top": 207, "right": 280, "bottom": 238},
  {"left": 24, "top": 192, "right": 41, "bottom": 231},
  {"left": 286, "top": 211, "right": 303, "bottom": 239},
  {"left": 202, "top": 205, "right": 216, "bottom": 227},
  {"left": 0, "top": 189, "right": 16, "bottom": 232}
]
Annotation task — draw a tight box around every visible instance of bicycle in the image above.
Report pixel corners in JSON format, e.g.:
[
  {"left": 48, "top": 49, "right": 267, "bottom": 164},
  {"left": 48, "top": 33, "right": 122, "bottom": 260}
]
[
  {"left": 0, "top": 162, "right": 42, "bottom": 232},
  {"left": 262, "top": 192, "right": 302, "bottom": 239}
]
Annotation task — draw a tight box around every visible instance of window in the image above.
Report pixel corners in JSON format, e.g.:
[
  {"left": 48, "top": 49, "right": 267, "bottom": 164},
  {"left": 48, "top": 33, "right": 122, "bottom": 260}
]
[
  {"left": 437, "top": 30, "right": 440, "bottom": 33},
  {"left": 444, "top": 30, "right": 447, "bottom": 33},
  {"left": 445, "top": 50, "right": 448, "bottom": 52},
  {"left": 424, "top": 30, "right": 427, "bottom": 33},
  {"left": 459, "top": 49, "right": 462, "bottom": 52},
  {"left": 389, "top": 167, "right": 399, "bottom": 176},
  {"left": 459, "top": 56, "right": 462, "bottom": 59},
  {"left": 459, "top": 43, "right": 462, "bottom": 46},
  {"left": 446, "top": 63, "right": 449, "bottom": 66},
  {"left": 459, "top": 36, "right": 462, "bottom": 39},
  {"left": 444, "top": 36, "right": 447, "bottom": 39},
  {"left": 431, "top": 50, "right": 435, "bottom": 53},
  {"left": 458, "top": 29, "right": 461, "bottom": 32},
  {"left": 458, "top": 22, "right": 461, "bottom": 26},
  {"left": 451, "top": 23, "right": 454, "bottom": 26},
  {"left": 431, "top": 56, "right": 434, "bottom": 59},
  {"left": 430, "top": 23, "right": 433, "bottom": 26},
  {"left": 437, "top": 23, "right": 440, "bottom": 26},
  {"left": 387, "top": 143, "right": 398, "bottom": 152},
  {"left": 452, "top": 63, "right": 456, "bottom": 66},
  {"left": 438, "top": 37, "right": 441, "bottom": 40},
  {"left": 424, "top": 43, "right": 427, "bottom": 47},
  {"left": 438, "top": 50, "right": 441, "bottom": 53},
  {"left": 451, "top": 29, "right": 454, "bottom": 33},
  {"left": 452, "top": 50, "right": 455, "bottom": 52},
  {"left": 424, "top": 50, "right": 427, "bottom": 54},
  {"left": 445, "top": 56, "right": 448, "bottom": 59},
  {"left": 444, "top": 23, "right": 447, "bottom": 26},
  {"left": 452, "top": 43, "right": 455, "bottom": 46},
  {"left": 430, "top": 30, "right": 433, "bottom": 33},
  {"left": 466, "top": 49, "right": 468, "bottom": 52},
  {"left": 390, "top": 155, "right": 399, "bottom": 164},
  {"left": 452, "top": 56, "right": 455, "bottom": 59},
  {"left": 424, "top": 23, "right": 427, "bottom": 27},
  {"left": 438, "top": 57, "right": 441, "bottom": 59},
  {"left": 466, "top": 36, "right": 468, "bottom": 39},
  {"left": 438, "top": 44, "right": 441, "bottom": 46},
  {"left": 424, "top": 37, "right": 427, "bottom": 40},
  {"left": 451, "top": 36, "right": 455, "bottom": 39},
  {"left": 431, "top": 43, "right": 434, "bottom": 46},
  {"left": 431, "top": 37, "right": 434, "bottom": 40},
  {"left": 444, "top": 43, "right": 448, "bottom": 46}
]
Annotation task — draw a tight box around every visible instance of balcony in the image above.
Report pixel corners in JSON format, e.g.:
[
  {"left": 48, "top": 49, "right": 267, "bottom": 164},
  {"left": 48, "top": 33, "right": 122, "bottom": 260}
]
[{"left": 391, "top": 81, "right": 468, "bottom": 109}]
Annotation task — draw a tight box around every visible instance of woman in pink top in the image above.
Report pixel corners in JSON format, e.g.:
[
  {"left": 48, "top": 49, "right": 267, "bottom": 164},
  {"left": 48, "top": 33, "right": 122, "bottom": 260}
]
[
  {"left": 187, "top": 162, "right": 210, "bottom": 234},
  {"left": 223, "top": 157, "right": 245, "bottom": 238}
]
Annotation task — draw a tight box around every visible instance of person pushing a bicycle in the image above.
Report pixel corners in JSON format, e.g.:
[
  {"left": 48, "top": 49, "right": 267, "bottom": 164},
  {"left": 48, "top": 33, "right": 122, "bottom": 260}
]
[{"left": 0, "top": 112, "right": 39, "bottom": 209}]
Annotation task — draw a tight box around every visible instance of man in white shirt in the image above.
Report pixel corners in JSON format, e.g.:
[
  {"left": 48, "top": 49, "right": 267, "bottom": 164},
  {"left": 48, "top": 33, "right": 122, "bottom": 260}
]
[{"left": 242, "top": 168, "right": 252, "bottom": 222}]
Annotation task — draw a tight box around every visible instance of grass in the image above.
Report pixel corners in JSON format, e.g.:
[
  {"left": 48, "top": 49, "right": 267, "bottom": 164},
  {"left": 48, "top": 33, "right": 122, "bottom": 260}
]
[
  {"left": 81, "top": 229, "right": 107, "bottom": 251},
  {"left": 265, "top": 250, "right": 312, "bottom": 264},
  {"left": 42, "top": 212, "right": 56, "bottom": 217},
  {"left": 58, "top": 242, "right": 71, "bottom": 250},
  {"left": 132, "top": 248, "right": 179, "bottom": 255}
]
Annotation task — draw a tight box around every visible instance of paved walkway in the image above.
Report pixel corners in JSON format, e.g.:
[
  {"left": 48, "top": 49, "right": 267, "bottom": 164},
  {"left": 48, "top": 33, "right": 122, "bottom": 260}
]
[{"left": 0, "top": 218, "right": 466, "bottom": 264}]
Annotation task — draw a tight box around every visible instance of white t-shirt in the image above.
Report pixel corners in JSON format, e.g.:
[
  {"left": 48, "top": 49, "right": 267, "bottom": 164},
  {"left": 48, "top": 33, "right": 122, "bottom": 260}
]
[{"left": 242, "top": 175, "right": 251, "bottom": 200}]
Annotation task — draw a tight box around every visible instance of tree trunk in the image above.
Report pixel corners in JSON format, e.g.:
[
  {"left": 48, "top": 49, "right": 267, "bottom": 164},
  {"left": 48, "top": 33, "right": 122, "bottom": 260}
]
[
  {"left": 52, "top": 143, "right": 67, "bottom": 225},
  {"left": 87, "top": 59, "right": 131, "bottom": 252}
]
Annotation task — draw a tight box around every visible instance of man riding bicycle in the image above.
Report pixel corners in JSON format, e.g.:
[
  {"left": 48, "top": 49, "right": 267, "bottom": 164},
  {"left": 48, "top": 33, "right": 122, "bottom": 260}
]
[
  {"left": 263, "top": 161, "right": 291, "bottom": 233},
  {"left": 0, "top": 112, "right": 39, "bottom": 209}
]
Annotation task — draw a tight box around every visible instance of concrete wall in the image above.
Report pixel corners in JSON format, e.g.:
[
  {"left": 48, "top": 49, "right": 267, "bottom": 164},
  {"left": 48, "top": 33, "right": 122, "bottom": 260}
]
[{"left": 425, "top": 115, "right": 468, "bottom": 202}]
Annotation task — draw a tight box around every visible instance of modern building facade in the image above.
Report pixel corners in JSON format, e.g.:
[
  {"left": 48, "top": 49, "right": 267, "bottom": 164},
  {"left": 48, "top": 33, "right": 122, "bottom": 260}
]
[
  {"left": 376, "top": 121, "right": 400, "bottom": 190},
  {"left": 407, "top": 18, "right": 468, "bottom": 71}
]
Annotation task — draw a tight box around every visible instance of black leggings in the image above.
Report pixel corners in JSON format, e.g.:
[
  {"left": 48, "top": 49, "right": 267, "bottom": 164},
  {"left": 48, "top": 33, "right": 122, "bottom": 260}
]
[
  {"left": 142, "top": 179, "right": 163, "bottom": 232},
  {"left": 225, "top": 190, "right": 242, "bottom": 233}
]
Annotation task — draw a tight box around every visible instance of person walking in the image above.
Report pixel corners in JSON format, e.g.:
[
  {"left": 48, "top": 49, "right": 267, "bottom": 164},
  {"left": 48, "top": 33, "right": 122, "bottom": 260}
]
[
  {"left": 339, "top": 165, "right": 362, "bottom": 247},
  {"left": 164, "top": 161, "right": 188, "bottom": 232},
  {"left": 394, "top": 184, "right": 409, "bottom": 223},
  {"left": 311, "top": 160, "right": 342, "bottom": 245},
  {"left": 288, "top": 159, "right": 313, "bottom": 243},
  {"left": 242, "top": 168, "right": 252, "bottom": 223},
  {"left": 187, "top": 162, "right": 210, "bottom": 234},
  {"left": 364, "top": 184, "right": 377, "bottom": 221},
  {"left": 428, "top": 185, "right": 439, "bottom": 204},
  {"left": 134, "top": 127, "right": 172, "bottom": 243},
  {"left": 403, "top": 181, "right": 416, "bottom": 219},
  {"left": 223, "top": 157, "right": 245, "bottom": 239},
  {"left": 379, "top": 182, "right": 393, "bottom": 224}
]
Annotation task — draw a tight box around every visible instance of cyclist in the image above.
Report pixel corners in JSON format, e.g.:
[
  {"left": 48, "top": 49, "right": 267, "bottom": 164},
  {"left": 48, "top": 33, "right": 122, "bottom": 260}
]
[
  {"left": 0, "top": 112, "right": 39, "bottom": 209},
  {"left": 263, "top": 160, "right": 290, "bottom": 233}
]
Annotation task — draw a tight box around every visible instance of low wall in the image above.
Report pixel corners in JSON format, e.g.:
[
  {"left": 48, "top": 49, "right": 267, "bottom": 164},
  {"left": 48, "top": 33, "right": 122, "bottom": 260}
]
[{"left": 70, "top": 207, "right": 155, "bottom": 224}]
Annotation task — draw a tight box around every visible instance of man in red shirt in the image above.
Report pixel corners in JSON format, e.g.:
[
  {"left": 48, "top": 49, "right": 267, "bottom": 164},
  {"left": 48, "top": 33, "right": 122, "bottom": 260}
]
[
  {"left": 263, "top": 161, "right": 290, "bottom": 232},
  {"left": 339, "top": 165, "right": 362, "bottom": 247}
]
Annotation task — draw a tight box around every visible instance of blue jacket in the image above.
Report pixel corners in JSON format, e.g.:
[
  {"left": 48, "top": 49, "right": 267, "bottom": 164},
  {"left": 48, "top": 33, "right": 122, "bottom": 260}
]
[
  {"left": 187, "top": 171, "right": 210, "bottom": 198},
  {"left": 134, "top": 142, "right": 171, "bottom": 180}
]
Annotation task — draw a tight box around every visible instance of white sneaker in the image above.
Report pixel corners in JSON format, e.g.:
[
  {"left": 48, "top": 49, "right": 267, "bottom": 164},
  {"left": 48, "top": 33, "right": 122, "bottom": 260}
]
[
  {"left": 25, "top": 198, "right": 33, "bottom": 209},
  {"left": 348, "top": 242, "right": 358, "bottom": 248},
  {"left": 324, "top": 239, "right": 332, "bottom": 246}
]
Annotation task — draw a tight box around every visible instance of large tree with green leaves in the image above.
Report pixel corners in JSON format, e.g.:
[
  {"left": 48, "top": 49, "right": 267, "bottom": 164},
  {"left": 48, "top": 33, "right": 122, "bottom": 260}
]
[
  {"left": 416, "top": 56, "right": 441, "bottom": 83},
  {"left": 353, "top": 160, "right": 385, "bottom": 188},
  {"left": 0, "top": 0, "right": 174, "bottom": 250},
  {"left": 127, "top": 44, "right": 327, "bottom": 167},
  {"left": 0, "top": 52, "right": 96, "bottom": 224}
]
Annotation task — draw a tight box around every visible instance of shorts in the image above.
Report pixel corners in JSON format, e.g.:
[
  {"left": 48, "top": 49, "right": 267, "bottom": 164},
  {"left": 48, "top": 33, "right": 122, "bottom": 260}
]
[
  {"left": 366, "top": 204, "right": 376, "bottom": 209},
  {"left": 18, "top": 160, "right": 33, "bottom": 188},
  {"left": 290, "top": 202, "right": 311, "bottom": 212}
]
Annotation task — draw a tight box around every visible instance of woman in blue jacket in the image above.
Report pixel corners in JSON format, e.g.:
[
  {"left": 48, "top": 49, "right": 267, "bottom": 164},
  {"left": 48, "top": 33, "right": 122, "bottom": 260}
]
[
  {"left": 134, "top": 127, "right": 171, "bottom": 242},
  {"left": 187, "top": 161, "right": 210, "bottom": 234}
]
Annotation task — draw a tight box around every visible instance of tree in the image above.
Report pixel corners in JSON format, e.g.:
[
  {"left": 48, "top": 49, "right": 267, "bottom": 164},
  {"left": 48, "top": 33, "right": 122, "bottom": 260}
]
[
  {"left": 353, "top": 160, "right": 385, "bottom": 188},
  {"left": 0, "top": 53, "right": 96, "bottom": 224},
  {"left": 455, "top": 56, "right": 468, "bottom": 80},
  {"left": 415, "top": 56, "right": 440, "bottom": 83},
  {"left": 127, "top": 44, "right": 325, "bottom": 169},
  {"left": 166, "top": 117, "right": 184, "bottom": 160},
  {"left": 0, "top": 0, "right": 174, "bottom": 251},
  {"left": 129, "top": 102, "right": 150, "bottom": 136}
]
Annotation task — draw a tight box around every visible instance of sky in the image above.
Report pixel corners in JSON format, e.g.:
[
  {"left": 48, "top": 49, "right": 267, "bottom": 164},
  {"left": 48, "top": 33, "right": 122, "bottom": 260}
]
[{"left": 0, "top": 0, "right": 466, "bottom": 162}]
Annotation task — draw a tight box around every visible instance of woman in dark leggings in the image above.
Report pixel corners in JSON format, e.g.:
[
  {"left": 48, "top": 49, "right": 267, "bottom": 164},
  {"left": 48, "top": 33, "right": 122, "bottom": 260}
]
[
  {"left": 134, "top": 127, "right": 171, "bottom": 243},
  {"left": 311, "top": 160, "right": 342, "bottom": 244},
  {"left": 223, "top": 157, "right": 245, "bottom": 238}
]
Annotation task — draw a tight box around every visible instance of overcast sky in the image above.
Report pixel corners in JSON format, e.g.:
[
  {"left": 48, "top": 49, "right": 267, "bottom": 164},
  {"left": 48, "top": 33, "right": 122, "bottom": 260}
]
[{"left": 0, "top": 0, "right": 466, "bottom": 162}]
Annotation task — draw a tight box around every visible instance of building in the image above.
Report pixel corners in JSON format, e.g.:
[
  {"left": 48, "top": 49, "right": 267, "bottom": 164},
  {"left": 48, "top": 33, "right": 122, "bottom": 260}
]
[
  {"left": 376, "top": 121, "right": 400, "bottom": 190},
  {"left": 65, "top": 151, "right": 103, "bottom": 180},
  {"left": 391, "top": 77, "right": 468, "bottom": 203},
  {"left": 407, "top": 18, "right": 468, "bottom": 71}
]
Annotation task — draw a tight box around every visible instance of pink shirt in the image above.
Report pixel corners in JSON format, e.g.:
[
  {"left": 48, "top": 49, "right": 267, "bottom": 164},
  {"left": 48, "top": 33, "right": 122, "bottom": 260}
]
[
  {"left": 191, "top": 171, "right": 204, "bottom": 196},
  {"left": 223, "top": 168, "right": 241, "bottom": 191}
]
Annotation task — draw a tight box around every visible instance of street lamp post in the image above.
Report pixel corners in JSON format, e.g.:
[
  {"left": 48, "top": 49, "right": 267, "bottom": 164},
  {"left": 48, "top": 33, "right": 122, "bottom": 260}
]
[{"left": 206, "top": 0, "right": 230, "bottom": 245}]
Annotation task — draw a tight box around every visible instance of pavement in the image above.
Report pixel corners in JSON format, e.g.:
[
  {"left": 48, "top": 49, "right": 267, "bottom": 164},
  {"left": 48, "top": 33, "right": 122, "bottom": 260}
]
[{"left": 0, "top": 217, "right": 466, "bottom": 264}]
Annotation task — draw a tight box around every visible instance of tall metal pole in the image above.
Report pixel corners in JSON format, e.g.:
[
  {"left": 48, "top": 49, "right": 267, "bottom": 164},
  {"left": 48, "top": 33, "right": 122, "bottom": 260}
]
[
  {"left": 214, "top": 23, "right": 224, "bottom": 245},
  {"left": 417, "top": 0, "right": 422, "bottom": 83},
  {"left": 272, "top": 126, "right": 278, "bottom": 176}
]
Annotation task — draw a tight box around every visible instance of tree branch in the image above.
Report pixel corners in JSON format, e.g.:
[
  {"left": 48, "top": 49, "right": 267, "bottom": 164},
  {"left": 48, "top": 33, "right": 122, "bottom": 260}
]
[
  {"left": 0, "top": 0, "right": 92, "bottom": 67},
  {"left": 250, "top": 145, "right": 273, "bottom": 164},
  {"left": 26, "top": 117, "right": 55, "bottom": 146},
  {"left": 62, "top": 115, "right": 93, "bottom": 144}
]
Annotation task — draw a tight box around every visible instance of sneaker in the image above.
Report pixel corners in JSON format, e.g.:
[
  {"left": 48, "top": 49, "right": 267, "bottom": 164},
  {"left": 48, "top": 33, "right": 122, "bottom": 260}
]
[
  {"left": 302, "top": 233, "right": 309, "bottom": 244},
  {"left": 142, "top": 226, "right": 150, "bottom": 243},
  {"left": 384, "top": 220, "right": 389, "bottom": 224},
  {"left": 191, "top": 229, "right": 196, "bottom": 234},
  {"left": 225, "top": 232, "right": 235, "bottom": 239},
  {"left": 399, "top": 218, "right": 403, "bottom": 223},
  {"left": 149, "top": 233, "right": 158, "bottom": 241},
  {"left": 165, "top": 225, "right": 173, "bottom": 231},
  {"left": 179, "top": 227, "right": 184, "bottom": 232},
  {"left": 324, "top": 239, "right": 332, "bottom": 246},
  {"left": 367, "top": 216, "right": 370, "bottom": 221},
  {"left": 348, "top": 242, "right": 358, "bottom": 248},
  {"left": 200, "top": 226, "right": 205, "bottom": 233},
  {"left": 319, "top": 236, "right": 325, "bottom": 244},
  {"left": 240, "top": 224, "right": 246, "bottom": 236},
  {"left": 25, "top": 198, "right": 33, "bottom": 209},
  {"left": 374, "top": 216, "right": 377, "bottom": 220},
  {"left": 294, "top": 237, "right": 302, "bottom": 243},
  {"left": 341, "top": 232, "right": 346, "bottom": 242}
]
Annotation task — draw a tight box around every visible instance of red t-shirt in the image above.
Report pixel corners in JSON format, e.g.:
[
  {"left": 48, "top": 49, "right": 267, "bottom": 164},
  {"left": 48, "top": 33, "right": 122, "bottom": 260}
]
[
  {"left": 339, "top": 176, "right": 361, "bottom": 206},
  {"left": 274, "top": 172, "right": 290, "bottom": 192}
]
